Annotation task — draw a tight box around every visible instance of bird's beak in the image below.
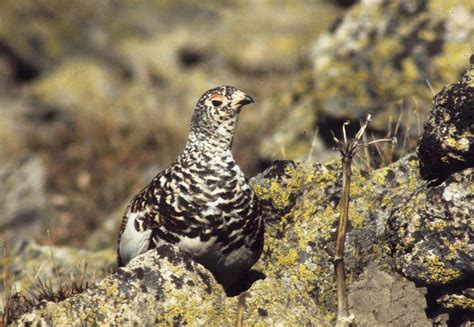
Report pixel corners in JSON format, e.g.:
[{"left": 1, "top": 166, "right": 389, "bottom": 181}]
[{"left": 236, "top": 94, "right": 255, "bottom": 107}]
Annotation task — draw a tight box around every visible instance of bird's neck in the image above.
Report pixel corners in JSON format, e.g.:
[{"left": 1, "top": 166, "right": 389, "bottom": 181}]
[
  {"left": 187, "top": 117, "right": 238, "bottom": 153},
  {"left": 182, "top": 131, "right": 234, "bottom": 159}
]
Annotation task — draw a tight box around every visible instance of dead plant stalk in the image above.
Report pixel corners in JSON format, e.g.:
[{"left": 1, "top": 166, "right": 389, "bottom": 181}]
[{"left": 332, "top": 113, "right": 394, "bottom": 326}]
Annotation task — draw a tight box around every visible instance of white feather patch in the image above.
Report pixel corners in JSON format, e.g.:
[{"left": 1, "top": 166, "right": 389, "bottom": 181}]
[{"left": 119, "top": 211, "right": 152, "bottom": 266}]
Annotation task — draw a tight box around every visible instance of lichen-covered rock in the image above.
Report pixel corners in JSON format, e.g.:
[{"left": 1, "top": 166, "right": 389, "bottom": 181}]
[
  {"left": 14, "top": 151, "right": 473, "bottom": 325},
  {"left": 16, "top": 243, "right": 330, "bottom": 326},
  {"left": 348, "top": 265, "right": 431, "bottom": 327},
  {"left": 260, "top": 0, "right": 473, "bottom": 161},
  {"left": 252, "top": 154, "right": 426, "bottom": 321},
  {"left": 387, "top": 168, "right": 473, "bottom": 288},
  {"left": 17, "top": 245, "right": 224, "bottom": 326},
  {"left": 438, "top": 292, "right": 474, "bottom": 311},
  {"left": 418, "top": 64, "right": 474, "bottom": 183},
  {"left": 13, "top": 154, "right": 424, "bottom": 325}
]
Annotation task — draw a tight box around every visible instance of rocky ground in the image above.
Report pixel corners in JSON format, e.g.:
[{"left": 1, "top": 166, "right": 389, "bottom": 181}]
[
  {"left": 1, "top": 0, "right": 473, "bottom": 326},
  {"left": 8, "top": 61, "right": 474, "bottom": 326}
]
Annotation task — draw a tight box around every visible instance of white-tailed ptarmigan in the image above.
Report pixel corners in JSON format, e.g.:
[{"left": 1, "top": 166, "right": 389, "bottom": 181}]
[{"left": 117, "top": 86, "right": 264, "bottom": 296}]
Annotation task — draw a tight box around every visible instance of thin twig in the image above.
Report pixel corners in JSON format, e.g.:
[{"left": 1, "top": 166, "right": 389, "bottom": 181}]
[
  {"left": 425, "top": 79, "right": 436, "bottom": 95},
  {"left": 47, "top": 230, "right": 59, "bottom": 280},
  {"left": 33, "top": 258, "right": 51, "bottom": 280},
  {"left": 367, "top": 137, "right": 396, "bottom": 146},
  {"left": 2, "top": 239, "right": 11, "bottom": 326},
  {"left": 361, "top": 132, "right": 372, "bottom": 172},
  {"left": 342, "top": 121, "right": 349, "bottom": 145},
  {"left": 332, "top": 112, "right": 393, "bottom": 326},
  {"left": 411, "top": 97, "right": 422, "bottom": 137},
  {"left": 388, "top": 102, "right": 404, "bottom": 163},
  {"left": 371, "top": 132, "right": 385, "bottom": 165}
]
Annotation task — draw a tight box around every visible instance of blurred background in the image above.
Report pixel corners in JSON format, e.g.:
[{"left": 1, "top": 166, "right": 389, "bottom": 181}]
[{"left": 0, "top": 0, "right": 472, "bottom": 253}]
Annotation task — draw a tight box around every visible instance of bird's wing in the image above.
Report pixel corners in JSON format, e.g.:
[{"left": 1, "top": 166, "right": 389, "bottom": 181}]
[
  {"left": 117, "top": 205, "right": 153, "bottom": 267},
  {"left": 117, "top": 167, "right": 196, "bottom": 266},
  {"left": 117, "top": 173, "right": 166, "bottom": 267}
]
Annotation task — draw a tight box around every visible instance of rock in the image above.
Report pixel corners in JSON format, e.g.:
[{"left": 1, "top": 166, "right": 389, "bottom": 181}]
[
  {"left": 418, "top": 64, "right": 474, "bottom": 183},
  {"left": 11, "top": 154, "right": 417, "bottom": 325},
  {"left": 0, "top": 1, "right": 207, "bottom": 72},
  {"left": 252, "top": 154, "right": 427, "bottom": 320},
  {"left": 16, "top": 244, "right": 223, "bottom": 326},
  {"left": 260, "top": 0, "right": 473, "bottom": 161},
  {"left": 16, "top": 244, "right": 329, "bottom": 326},
  {"left": 30, "top": 58, "right": 121, "bottom": 117},
  {"left": 348, "top": 265, "right": 431, "bottom": 326},
  {"left": 13, "top": 151, "right": 473, "bottom": 325},
  {"left": 437, "top": 292, "right": 474, "bottom": 311},
  {"left": 0, "top": 156, "right": 48, "bottom": 253},
  {"left": 218, "top": 2, "right": 339, "bottom": 75},
  {"left": 0, "top": 98, "right": 31, "bottom": 163},
  {"left": 387, "top": 167, "right": 473, "bottom": 317},
  {"left": 0, "top": 1, "right": 341, "bottom": 79}
]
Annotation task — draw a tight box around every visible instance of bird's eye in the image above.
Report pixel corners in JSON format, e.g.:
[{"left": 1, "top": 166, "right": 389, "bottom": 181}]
[{"left": 211, "top": 100, "right": 222, "bottom": 107}]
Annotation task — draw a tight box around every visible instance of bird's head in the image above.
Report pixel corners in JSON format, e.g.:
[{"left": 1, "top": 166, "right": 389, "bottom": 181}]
[{"left": 189, "top": 86, "right": 254, "bottom": 147}]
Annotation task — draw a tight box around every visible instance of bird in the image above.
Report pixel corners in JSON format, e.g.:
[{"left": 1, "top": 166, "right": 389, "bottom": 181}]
[{"left": 117, "top": 85, "right": 264, "bottom": 296}]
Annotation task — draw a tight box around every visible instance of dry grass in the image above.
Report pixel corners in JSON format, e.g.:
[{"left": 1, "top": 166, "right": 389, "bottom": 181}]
[
  {"left": 1, "top": 240, "right": 95, "bottom": 325},
  {"left": 356, "top": 97, "right": 424, "bottom": 171}
]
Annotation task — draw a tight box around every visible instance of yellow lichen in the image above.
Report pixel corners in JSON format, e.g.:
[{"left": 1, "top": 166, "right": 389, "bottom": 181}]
[
  {"left": 440, "top": 295, "right": 474, "bottom": 310},
  {"left": 427, "top": 219, "right": 447, "bottom": 232},
  {"left": 277, "top": 248, "right": 299, "bottom": 266},
  {"left": 445, "top": 136, "right": 470, "bottom": 151},
  {"left": 348, "top": 203, "right": 365, "bottom": 228},
  {"left": 426, "top": 256, "right": 460, "bottom": 284}
]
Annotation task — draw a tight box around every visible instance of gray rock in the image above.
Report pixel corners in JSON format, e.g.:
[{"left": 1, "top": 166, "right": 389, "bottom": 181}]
[
  {"left": 0, "top": 157, "right": 48, "bottom": 253},
  {"left": 418, "top": 64, "right": 474, "bottom": 183},
  {"left": 348, "top": 265, "right": 431, "bottom": 327}
]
